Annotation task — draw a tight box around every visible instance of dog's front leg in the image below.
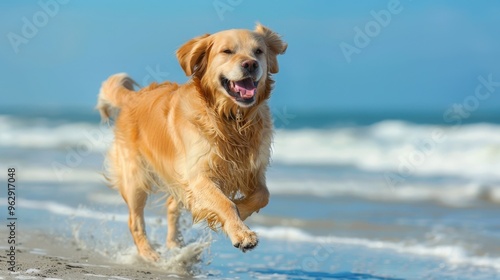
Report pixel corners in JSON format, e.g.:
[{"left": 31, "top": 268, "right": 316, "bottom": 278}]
[
  {"left": 234, "top": 182, "right": 270, "bottom": 221},
  {"left": 187, "top": 176, "right": 258, "bottom": 252}
]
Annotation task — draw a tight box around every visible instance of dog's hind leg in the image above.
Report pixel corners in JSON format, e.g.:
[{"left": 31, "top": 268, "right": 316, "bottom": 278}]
[
  {"left": 166, "top": 196, "right": 180, "bottom": 248},
  {"left": 116, "top": 150, "right": 160, "bottom": 262},
  {"left": 123, "top": 188, "right": 159, "bottom": 262},
  {"left": 121, "top": 178, "right": 160, "bottom": 261}
]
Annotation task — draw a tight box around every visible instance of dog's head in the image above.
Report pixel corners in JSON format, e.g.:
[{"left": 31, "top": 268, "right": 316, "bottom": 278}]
[{"left": 176, "top": 24, "right": 287, "bottom": 108}]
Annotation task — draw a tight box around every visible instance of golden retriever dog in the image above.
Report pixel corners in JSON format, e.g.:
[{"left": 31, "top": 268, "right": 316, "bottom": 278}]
[{"left": 96, "top": 23, "right": 287, "bottom": 261}]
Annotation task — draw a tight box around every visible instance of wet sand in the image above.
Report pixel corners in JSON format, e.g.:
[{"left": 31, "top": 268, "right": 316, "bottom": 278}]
[{"left": 0, "top": 230, "right": 190, "bottom": 280}]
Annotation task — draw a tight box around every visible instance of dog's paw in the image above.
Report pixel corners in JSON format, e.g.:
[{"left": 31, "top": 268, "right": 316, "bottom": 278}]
[
  {"left": 231, "top": 229, "right": 258, "bottom": 252},
  {"left": 166, "top": 239, "right": 180, "bottom": 249},
  {"left": 139, "top": 248, "right": 161, "bottom": 262}
]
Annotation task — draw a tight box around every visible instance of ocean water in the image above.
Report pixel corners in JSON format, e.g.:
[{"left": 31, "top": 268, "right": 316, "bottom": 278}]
[{"left": 1, "top": 109, "right": 500, "bottom": 279}]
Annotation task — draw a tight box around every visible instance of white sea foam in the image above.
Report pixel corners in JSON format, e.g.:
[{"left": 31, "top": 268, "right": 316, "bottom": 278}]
[
  {"left": 273, "top": 121, "right": 500, "bottom": 179},
  {"left": 6, "top": 198, "right": 130, "bottom": 223},
  {"left": 267, "top": 178, "right": 500, "bottom": 206},
  {"left": 0, "top": 115, "right": 113, "bottom": 151},
  {"left": 3, "top": 115, "right": 500, "bottom": 182},
  {"left": 109, "top": 242, "right": 210, "bottom": 276},
  {"left": 273, "top": 121, "right": 500, "bottom": 181},
  {"left": 19, "top": 166, "right": 103, "bottom": 183},
  {"left": 254, "top": 226, "right": 500, "bottom": 271}
]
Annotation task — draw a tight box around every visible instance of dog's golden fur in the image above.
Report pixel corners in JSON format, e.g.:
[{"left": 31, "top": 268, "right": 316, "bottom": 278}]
[{"left": 96, "top": 24, "right": 286, "bottom": 261}]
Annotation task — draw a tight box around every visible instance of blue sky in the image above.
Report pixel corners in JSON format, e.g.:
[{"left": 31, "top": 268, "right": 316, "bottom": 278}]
[{"left": 1, "top": 0, "right": 500, "bottom": 115}]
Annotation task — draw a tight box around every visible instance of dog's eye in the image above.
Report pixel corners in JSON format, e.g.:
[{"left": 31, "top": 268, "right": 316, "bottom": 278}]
[
  {"left": 223, "top": 49, "right": 233, "bottom": 54},
  {"left": 255, "top": 48, "right": 263, "bottom": 55}
]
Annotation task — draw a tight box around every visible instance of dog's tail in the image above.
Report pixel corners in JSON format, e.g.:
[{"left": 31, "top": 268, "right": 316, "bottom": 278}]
[{"left": 96, "top": 73, "right": 138, "bottom": 122}]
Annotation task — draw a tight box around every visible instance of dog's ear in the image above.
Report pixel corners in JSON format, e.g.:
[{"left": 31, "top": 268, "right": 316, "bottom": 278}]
[
  {"left": 255, "top": 23, "right": 287, "bottom": 74},
  {"left": 176, "top": 34, "right": 211, "bottom": 77}
]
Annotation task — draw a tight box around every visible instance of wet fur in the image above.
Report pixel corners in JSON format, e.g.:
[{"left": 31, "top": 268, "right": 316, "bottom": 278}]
[{"left": 96, "top": 24, "right": 286, "bottom": 261}]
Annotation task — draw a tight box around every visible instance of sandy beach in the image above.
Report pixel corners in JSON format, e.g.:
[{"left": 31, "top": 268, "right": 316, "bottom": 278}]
[{"left": 0, "top": 230, "right": 194, "bottom": 280}]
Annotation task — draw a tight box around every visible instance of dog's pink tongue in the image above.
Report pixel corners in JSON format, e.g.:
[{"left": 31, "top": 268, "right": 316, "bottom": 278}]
[{"left": 234, "top": 78, "right": 256, "bottom": 99}]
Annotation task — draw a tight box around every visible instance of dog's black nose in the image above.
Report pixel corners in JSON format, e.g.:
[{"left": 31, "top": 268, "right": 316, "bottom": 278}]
[{"left": 242, "top": 60, "right": 258, "bottom": 73}]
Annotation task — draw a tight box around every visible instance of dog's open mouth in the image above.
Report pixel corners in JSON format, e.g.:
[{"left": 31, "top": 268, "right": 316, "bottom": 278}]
[{"left": 221, "top": 77, "right": 258, "bottom": 105}]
